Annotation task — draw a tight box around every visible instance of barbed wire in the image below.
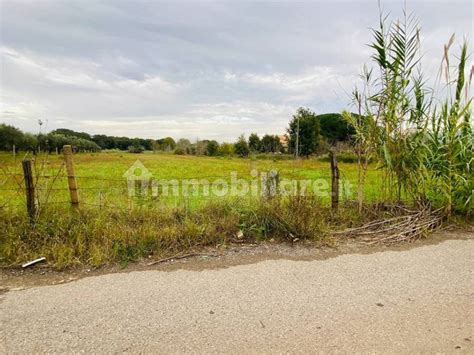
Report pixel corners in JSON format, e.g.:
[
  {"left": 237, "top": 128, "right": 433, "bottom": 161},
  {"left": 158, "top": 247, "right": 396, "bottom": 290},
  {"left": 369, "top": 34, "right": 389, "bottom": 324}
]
[{"left": 0, "top": 160, "right": 347, "bottom": 215}]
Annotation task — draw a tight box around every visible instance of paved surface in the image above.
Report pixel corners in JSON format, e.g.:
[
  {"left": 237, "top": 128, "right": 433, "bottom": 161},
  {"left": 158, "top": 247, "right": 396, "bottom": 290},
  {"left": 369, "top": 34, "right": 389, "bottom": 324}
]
[{"left": 1, "top": 239, "right": 473, "bottom": 353}]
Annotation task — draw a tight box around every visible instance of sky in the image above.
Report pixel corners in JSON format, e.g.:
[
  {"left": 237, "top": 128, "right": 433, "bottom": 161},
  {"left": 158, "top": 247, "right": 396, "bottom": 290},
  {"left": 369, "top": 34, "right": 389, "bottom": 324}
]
[{"left": 0, "top": 0, "right": 472, "bottom": 141}]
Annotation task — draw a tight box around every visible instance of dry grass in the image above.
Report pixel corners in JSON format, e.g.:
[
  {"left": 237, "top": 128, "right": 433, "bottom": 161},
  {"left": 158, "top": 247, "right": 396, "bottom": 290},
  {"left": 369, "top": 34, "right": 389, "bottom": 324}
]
[{"left": 0, "top": 196, "right": 370, "bottom": 269}]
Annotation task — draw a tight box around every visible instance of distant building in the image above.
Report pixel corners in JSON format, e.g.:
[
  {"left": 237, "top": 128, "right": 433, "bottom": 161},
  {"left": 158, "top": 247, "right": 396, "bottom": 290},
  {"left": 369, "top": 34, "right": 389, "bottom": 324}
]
[{"left": 278, "top": 134, "right": 288, "bottom": 149}]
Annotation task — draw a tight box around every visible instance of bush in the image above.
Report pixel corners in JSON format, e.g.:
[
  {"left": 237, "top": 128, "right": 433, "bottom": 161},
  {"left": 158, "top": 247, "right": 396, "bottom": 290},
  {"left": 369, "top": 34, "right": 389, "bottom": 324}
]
[
  {"left": 218, "top": 143, "right": 235, "bottom": 156},
  {"left": 174, "top": 147, "right": 186, "bottom": 155},
  {"left": 206, "top": 140, "right": 219, "bottom": 156},
  {"left": 128, "top": 145, "right": 144, "bottom": 153}
]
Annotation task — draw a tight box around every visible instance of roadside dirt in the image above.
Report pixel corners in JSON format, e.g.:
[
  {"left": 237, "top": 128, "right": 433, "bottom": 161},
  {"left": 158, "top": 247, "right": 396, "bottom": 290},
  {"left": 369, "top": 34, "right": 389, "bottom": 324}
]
[{"left": 1, "top": 227, "right": 472, "bottom": 291}]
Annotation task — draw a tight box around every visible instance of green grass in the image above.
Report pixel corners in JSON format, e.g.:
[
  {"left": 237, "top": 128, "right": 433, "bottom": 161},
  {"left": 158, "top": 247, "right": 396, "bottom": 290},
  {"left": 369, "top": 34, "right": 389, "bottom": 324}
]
[
  {"left": 0, "top": 151, "right": 384, "bottom": 268},
  {"left": 0, "top": 151, "right": 382, "bottom": 211}
]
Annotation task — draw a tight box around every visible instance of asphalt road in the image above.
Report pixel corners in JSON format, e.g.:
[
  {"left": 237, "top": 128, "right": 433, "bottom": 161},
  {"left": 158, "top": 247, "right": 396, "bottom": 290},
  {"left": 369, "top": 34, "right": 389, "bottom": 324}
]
[{"left": 1, "top": 239, "right": 473, "bottom": 353}]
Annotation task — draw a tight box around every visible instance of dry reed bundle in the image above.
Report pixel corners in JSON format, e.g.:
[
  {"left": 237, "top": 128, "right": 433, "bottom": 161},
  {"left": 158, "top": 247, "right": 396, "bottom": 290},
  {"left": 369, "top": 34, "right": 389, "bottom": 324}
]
[{"left": 335, "top": 207, "right": 444, "bottom": 244}]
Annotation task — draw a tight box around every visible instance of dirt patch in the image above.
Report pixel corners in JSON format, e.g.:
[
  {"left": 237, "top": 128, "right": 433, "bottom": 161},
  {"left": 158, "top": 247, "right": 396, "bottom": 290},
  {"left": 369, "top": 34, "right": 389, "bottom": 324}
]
[{"left": 1, "top": 228, "right": 472, "bottom": 290}]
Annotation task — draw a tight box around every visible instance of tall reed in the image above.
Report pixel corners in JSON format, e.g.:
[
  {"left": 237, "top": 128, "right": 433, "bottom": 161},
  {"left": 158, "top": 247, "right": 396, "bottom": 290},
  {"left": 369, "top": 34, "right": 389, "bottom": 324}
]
[{"left": 345, "top": 9, "right": 473, "bottom": 214}]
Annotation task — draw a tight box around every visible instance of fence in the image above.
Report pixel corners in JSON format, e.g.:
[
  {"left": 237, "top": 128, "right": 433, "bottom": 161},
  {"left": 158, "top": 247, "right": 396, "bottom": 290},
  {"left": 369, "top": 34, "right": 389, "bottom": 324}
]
[{"left": 0, "top": 145, "right": 343, "bottom": 219}]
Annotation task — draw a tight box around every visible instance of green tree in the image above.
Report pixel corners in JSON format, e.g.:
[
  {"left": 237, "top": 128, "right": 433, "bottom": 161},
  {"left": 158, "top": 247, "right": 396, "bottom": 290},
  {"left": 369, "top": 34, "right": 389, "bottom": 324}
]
[
  {"left": 161, "top": 137, "right": 176, "bottom": 151},
  {"left": 195, "top": 140, "right": 209, "bottom": 155},
  {"left": 20, "top": 133, "right": 38, "bottom": 152},
  {"left": 46, "top": 133, "right": 69, "bottom": 153},
  {"left": 234, "top": 134, "right": 250, "bottom": 157},
  {"left": 92, "top": 134, "right": 113, "bottom": 149},
  {"left": 260, "top": 134, "right": 282, "bottom": 153},
  {"left": 248, "top": 133, "right": 261, "bottom": 152},
  {"left": 176, "top": 138, "right": 192, "bottom": 154},
  {"left": 317, "top": 113, "right": 355, "bottom": 143},
  {"left": 218, "top": 143, "right": 235, "bottom": 156},
  {"left": 0, "top": 123, "right": 24, "bottom": 151},
  {"left": 288, "top": 107, "right": 321, "bottom": 157},
  {"left": 206, "top": 140, "right": 219, "bottom": 156},
  {"left": 51, "top": 128, "right": 91, "bottom": 141}
]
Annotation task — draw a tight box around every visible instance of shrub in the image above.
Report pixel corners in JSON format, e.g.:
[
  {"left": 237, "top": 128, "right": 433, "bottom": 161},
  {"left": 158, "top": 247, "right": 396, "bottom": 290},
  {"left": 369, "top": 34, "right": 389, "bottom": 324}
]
[
  {"left": 218, "top": 143, "right": 235, "bottom": 156},
  {"left": 206, "top": 140, "right": 219, "bottom": 156},
  {"left": 174, "top": 147, "right": 186, "bottom": 155},
  {"left": 128, "top": 145, "right": 145, "bottom": 153}
]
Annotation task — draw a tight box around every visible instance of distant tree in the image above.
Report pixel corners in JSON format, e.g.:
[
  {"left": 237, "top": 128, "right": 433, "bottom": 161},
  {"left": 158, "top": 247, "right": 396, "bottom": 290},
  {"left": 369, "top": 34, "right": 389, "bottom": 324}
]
[
  {"left": 20, "top": 133, "right": 38, "bottom": 152},
  {"left": 142, "top": 139, "right": 154, "bottom": 151},
  {"left": 195, "top": 140, "right": 209, "bottom": 155},
  {"left": 126, "top": 138, "right": 144, "bottom": 153},
  {"left": 288, "top": 107, "right": 321, "bottom": 157},
  {"left": 248, "top": 133, "right": 261, "bottom": 153},
  {"left": 260, "top": 134, "right": 282, "bottom": 153},
  {"left": 174, "top": 147, "right": 186, "bottom": 155},
  {"left": 0, "top": 123, "right": 24, "bottom": 151},
  {"left": 128, "top": 145, "right": 144, "bottom": 153},
  {"left": 73, "top": 137, "right": 101, "bottom": 152},
  {"left": 153, "top": 137, "right": 176, "bottom": 152},
  {"left": 218, "top": 143, "right": 235, "bottom": 156},
  {"left": 318, "top": 113, "right": 355, "bottom": 143},
  {"left": 176, "top": 138, "right": 192, "bottom": 154},
  {"left": 114, "top": 137, "right": 133, "bottom": 150},
  {"left": 45, "top": 133, "right": 69, "bottom": 153},
  {"left": 161, "top": 137, "right": 176, "bottom": 151},
  {"left": 234, "top": 134, "right": 250, "bottom": 157},
  {"left": 51, "top": 128, "right": 91, "bottom": 141},
  {"left": 206, "top": 140, "right": 219, "bottom": 156},
  {"left": 92, "top": 134, "right": 113, "bottom": 149}
]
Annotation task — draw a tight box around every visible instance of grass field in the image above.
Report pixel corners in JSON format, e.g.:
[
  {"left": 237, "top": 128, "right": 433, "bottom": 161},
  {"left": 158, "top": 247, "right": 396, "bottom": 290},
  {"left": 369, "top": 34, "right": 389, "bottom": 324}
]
[
  {"left": 0, "top": 151, "right": 382, "bottom": 211},
  {"left": 0, "top": 151, "right": 384, "bottom": 268}
]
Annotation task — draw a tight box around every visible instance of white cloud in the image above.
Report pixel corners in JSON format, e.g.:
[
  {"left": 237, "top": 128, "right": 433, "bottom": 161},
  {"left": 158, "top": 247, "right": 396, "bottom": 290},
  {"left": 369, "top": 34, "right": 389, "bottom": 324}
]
[
  {"left": 0, "top": 1, "right": 472, "bottom": 141},
  {"left": 225, "top": 66, "right": 358, "bottom": 102}
]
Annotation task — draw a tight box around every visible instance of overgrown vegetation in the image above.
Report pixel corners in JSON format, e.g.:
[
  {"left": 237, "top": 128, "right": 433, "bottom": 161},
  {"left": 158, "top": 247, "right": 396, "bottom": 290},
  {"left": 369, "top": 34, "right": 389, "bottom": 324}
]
[
  {"left": 0, "top": 197, "right": 367, "bottom": 269},
  {"left": 0, "top": 7, "right": 471, "bottom": 270},
  {"left": 344, "top": 11, "right": 473, "bottom": 215}
]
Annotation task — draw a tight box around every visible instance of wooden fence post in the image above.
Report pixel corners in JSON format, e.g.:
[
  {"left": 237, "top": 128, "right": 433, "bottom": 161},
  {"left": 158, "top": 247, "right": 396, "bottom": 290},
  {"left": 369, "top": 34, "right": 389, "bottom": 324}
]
[
  {"left": 330, "top": 151, "right": 339, "bottom": 210},
  {"left": 262, "top": 170, "right": 280, "bottom": 199},
  {"left": 22, "top": 159, "right": 36, "bottom": 221},
  {"left": 63, "top": 145, "right": 80, "bottom": 209}
]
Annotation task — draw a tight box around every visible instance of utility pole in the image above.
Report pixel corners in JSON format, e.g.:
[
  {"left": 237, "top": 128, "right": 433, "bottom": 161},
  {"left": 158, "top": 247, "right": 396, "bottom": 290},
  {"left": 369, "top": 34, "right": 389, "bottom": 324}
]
[
  {"left": 38, "top": 119, "right": 43, "bottom": 154},
  {"left": 295, "top": 115, "right": 300, "bottom": 159}
]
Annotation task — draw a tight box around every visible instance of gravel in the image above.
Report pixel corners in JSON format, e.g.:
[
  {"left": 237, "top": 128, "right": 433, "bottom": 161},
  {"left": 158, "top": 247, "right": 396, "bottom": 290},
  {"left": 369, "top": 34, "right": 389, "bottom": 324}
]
[{"left": 1, "top": 238, "right": 473, "bottom": 353}]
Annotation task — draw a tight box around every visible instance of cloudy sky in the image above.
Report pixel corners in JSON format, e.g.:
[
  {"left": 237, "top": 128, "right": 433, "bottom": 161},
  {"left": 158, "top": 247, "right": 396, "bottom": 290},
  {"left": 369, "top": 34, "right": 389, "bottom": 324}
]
[{"left": 0, "top": 0, "right": 472, "bottom": 141}]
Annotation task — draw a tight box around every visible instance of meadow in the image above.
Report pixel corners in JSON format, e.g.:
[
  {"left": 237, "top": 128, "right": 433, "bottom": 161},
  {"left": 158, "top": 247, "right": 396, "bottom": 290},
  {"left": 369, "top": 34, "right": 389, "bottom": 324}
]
[
  {"left": 0, "top": 151, "right": 383, "bottom": 268},
  {"left": 0, "top": 151, "right": 382, "bottom": 211}
]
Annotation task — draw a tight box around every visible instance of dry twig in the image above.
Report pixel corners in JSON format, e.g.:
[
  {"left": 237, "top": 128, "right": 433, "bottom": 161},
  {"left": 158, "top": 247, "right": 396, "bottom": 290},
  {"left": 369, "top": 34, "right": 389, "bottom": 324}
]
[{"left": 335, "top": 207, "right": 444, "bottom": 244}]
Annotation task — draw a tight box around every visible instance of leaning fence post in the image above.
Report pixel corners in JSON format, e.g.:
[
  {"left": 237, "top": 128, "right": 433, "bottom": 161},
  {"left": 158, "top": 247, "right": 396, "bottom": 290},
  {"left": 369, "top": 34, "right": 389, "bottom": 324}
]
[
  {"left": 22, "top": 159, "right": 36, "bottom": 221},
  {"left": 330, "top": 150, "right": 339, "bottom": 210},
  {"left": 63, "top": 145, "right": 80, "bottom": 209}
]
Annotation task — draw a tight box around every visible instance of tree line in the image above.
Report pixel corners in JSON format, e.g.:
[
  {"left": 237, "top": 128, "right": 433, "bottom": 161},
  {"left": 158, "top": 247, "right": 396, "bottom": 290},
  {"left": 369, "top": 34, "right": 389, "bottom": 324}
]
[{"left": 0, "top": 109, "right": 355, "bottom": 156}]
